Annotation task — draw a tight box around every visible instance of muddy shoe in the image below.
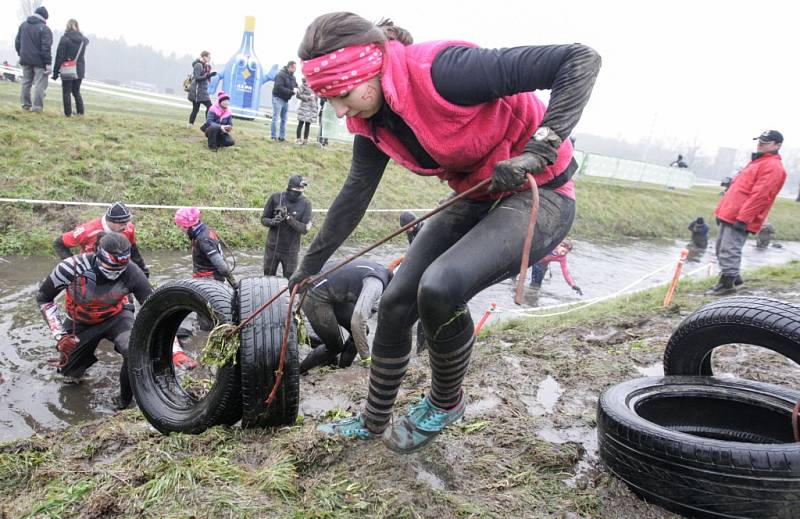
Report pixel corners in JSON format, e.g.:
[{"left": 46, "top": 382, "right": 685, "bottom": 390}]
[
  {"left": 382, "top": 391, "right": 466, "bottom": 454},
  {"left": 317, "top": 413, "right": 378, "bottom": 440},
  {"left": 706, "top": 275, "right": 736, "bottom": 296},
  {"left": 112, "top": 394, "right": 132, "bottom": 411}
]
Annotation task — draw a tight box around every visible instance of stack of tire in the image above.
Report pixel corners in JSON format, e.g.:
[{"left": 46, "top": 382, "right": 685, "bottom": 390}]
[
  {"left": 597, "top": 297, "right": 800, "bottom": 518},
  {"left": 127, "top": 277, "right": 299, "bottom": 434}
]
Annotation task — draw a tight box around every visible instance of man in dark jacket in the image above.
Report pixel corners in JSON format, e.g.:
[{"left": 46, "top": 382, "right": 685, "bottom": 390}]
[
  {"left": 15, "top": 6, "right": 53, "bottom": 112},
  {"left": 687, "top": 217, "right": 709, "bottom": 249},
  {"left": 270, "top": 61, "right": 298, "bottom": 141},
  {"left": 261, "top": 174, "right": 312, "bottom": 277},
  {"left": 709, "top": 130, "right": 787, "bottom": 295}
]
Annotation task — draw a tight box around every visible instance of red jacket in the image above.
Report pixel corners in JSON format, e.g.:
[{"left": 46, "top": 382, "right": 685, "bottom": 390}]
[
  {"left": 715, "top": 153, "right": 786, "bottom": 233},
  {"left": 346, "top": 40, "right": 575, "bottom": 201},
  {"left": 61, "top": 216, "right": 137, "bottom": 253}
]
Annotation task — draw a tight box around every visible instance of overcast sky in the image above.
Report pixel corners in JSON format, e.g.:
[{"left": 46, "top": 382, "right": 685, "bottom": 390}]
[{"left": 3, "top": 0, "right": 798, "bottom": 153}]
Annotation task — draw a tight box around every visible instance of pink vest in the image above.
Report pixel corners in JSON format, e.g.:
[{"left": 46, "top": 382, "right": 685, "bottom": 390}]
[
  {"left": 208, "top": 103, "right": 231, "bottom": 119},
  {"left": 347, "top": 40, "right": 575, "bottom": 200}
]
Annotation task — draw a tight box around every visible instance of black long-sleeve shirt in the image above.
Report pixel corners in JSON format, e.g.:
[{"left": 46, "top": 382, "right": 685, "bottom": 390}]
[{"left": 299, "top": 43, "right": 601, "bottom": 275}]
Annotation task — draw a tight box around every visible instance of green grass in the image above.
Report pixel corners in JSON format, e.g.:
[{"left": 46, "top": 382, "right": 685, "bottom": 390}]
[{"left": 1, "top": 81, "right": 798, "bottom": 256}]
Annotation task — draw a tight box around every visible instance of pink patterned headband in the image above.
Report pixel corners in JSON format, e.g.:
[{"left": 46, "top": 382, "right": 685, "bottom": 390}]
[{"left": 302, "top": 44, "right": 383, "bottom": 97}]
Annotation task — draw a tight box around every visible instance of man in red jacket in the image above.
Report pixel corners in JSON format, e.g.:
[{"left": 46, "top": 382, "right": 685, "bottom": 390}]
[{"left": 709, "top": 130, "right": 787, "bottom": 295}]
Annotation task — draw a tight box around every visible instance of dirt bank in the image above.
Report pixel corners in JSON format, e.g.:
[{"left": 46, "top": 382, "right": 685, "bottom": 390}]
[{"left": 2, "top": 262, "right": 799, "bottom": 518}]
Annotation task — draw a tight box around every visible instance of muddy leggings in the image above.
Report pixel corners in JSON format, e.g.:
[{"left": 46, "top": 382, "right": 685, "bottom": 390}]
[{"left": 365, "top": 188, "right": 575, "bottom": 432}]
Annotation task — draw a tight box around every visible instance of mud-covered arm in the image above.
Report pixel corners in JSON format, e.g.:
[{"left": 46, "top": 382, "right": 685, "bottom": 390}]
[
  {"left": 432, "top": 44, "right": 601, "bottom": 162},
  {"left": 53, "top": 236, "right": 73, "bottom": 259},
  {"left": 350, "top": 277, "right": 384, "bottom": 358},
  {"left": 296, "top": 136, "right": 389, "bottom": 276}
]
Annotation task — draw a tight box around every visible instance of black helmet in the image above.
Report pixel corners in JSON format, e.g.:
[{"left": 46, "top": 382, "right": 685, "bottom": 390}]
[{"left": 106, "top": 202, "right": 132, "bottom": 224}]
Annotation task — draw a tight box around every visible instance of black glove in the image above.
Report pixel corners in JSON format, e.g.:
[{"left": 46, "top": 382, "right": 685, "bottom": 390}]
[
  {"left": 142, "top": 266, "right": 150, "bottom": 279},
  {"left": 287, "top": 268, "right": 313, "bottom": 293},
  {"left": 272, "top": 213, "right": 286, "bottom": 224},
  {"left": 733, "top": 221, "right": 748, "bottom": 234},
  {"left": 490, "top": 153, "right": 548, "bottom": 192},
  {"left": 209, "top": 71, "right": 217, "bottom": 77},
  {"left": 572, "top": 285, "right": 583, "bottom": 296}
]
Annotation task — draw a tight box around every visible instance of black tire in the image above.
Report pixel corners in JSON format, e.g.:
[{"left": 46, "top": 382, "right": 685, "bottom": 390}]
[
  {"left": 664, "top": 296, "right": 800, "bottom": 376},
  {"left": 238, "top": 277, "right": 299, "bottom": 428},
  {"left": 128, "top": 279, "right": 242, "bottom": 434},
  {"left": 597, "top": 376, "right": 800, "bottom": 518}
]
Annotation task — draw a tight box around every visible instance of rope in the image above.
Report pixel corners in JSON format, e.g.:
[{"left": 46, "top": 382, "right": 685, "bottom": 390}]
[
  {"left": 794, "top": 399, "right": 800, "bottom": 443},
  {"left": 514, "top": 173, "right": 540, "bottom": 305},
  {"left": 0, "top": 197, "right": 432, "bottom": 214},
  {"left": 495, "top": 261, "right": 712, "bottom": 319}
]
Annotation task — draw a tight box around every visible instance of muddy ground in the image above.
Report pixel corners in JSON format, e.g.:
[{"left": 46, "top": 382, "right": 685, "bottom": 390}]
[{"left": 2, "top": 266, "right": 799, "bottom": 518}]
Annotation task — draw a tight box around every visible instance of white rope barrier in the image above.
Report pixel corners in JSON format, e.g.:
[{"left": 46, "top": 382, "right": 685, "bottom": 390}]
[
  {"left": 0, "top": 197, "right": 432, "bottom": 214},
  {"left": 493, "top": 260, "right": 712, "bottom": 319}
]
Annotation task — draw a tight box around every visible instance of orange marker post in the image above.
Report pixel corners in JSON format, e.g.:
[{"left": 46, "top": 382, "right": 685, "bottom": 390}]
[
  {"left": 474, "top": 302, "right": 497, "bottom": 334},
  {"left": 663, "top": 248, "right": 689, "bottom": 307}
]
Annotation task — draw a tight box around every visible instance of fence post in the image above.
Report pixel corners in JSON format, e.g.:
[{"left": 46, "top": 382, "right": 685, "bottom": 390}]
[{"left": 663, "top": 249, "right": 689, "bottom": 307}]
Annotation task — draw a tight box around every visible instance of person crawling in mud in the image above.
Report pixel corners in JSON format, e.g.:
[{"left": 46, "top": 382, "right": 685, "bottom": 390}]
[
  {"left": 300, "top": 259, "right": 392, "bottom": 374},
  {"left": 36, "top": 233, "right": 152, "bottom": 410},
  {"left": 288, "top": 12, "right": 600, "bottom": 452},
  {"left": 529, "top": 239, "right": 582, "bottom": 294}
]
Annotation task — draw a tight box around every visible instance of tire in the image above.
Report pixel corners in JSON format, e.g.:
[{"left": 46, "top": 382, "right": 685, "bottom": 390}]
[
  {"left": 664, "top": 296, "right": 800, "bottom": 376},
  {"left": 128, "top": 279, "right": 242, "bottom": 434},
  {"left": 597, "top": 376, "right": 800, "bottom": 518},
  {"left": 238, "top": 277, "right": 299, "bottom": 428}
]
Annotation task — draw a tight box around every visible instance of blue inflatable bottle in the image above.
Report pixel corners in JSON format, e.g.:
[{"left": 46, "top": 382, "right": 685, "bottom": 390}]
[{"left": 209, "top": 16, "right": 278, "bottom": 119}]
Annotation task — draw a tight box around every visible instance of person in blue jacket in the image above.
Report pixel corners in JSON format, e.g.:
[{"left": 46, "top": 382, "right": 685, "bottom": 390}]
[{"left": 201, "top": 91, "right": 234, "bottom": 150}]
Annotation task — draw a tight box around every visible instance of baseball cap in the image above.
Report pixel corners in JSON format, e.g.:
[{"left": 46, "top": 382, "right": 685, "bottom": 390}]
[
  {"left": 753, "top": 130, "right": 783, "bottom": 143},
  {"left": 288, "top": 174, "right": 308, "bottom": 190}
]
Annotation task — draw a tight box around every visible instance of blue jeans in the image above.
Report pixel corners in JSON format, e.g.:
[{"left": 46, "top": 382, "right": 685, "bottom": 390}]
[{"left": 271, "top": 96, "right": 288, "bottom": 139}]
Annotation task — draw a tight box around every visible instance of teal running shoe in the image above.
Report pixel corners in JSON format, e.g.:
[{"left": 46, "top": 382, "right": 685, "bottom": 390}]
[
  {"left": 382, "top": 391, "right": 467, "bottom": 453},
  {"left": 316, "top": 413, "right": 378, "bottom": 440}
]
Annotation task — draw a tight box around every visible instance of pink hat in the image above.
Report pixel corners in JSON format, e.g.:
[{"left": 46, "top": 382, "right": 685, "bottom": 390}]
[
  {"left": 217, "top": 91, "right": 230, "bottom": 103},
  {"left": 174, "top": 207, "right": 201, "bottom": 229}
]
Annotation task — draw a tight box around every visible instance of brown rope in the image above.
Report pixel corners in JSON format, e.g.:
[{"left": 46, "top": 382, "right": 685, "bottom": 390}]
[
  {"left": 514, "top": 173, "right": 540, "bottom": 305},
  {"left": 792, "top": 399, "right": 800, "bottom": 442}
]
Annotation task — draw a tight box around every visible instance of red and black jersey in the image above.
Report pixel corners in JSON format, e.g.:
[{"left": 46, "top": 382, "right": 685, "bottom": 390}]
[
  {"left": 36, "top": 253, "right": 152, "bottom": 325},
  {"left": 189, "top": 223, "right": 229, "bottom": 281},
  {"left": 61, "top": 216, "right": 137, "bottom": 253}
]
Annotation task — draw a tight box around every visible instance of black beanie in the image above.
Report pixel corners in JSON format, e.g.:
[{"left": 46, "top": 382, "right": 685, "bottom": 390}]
[
  {"left": 106, "top": 201, "right": 132, "bottom": 223},
  {"left": 399, "top": 211, "right": 417, "bottom": 228},
  {"left": 98, "top": 232, "right": 131, "bottom": 257},
  {"left": 35, "top": 6, "right": 49, "bottom": 19}
]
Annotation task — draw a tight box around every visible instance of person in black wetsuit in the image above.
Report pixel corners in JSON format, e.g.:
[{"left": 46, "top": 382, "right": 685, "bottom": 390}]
[
  {"left": 174, "top": 206, "right": 237, "bottom": 288},
  {"left": 289, "top": 13, "right": 600, "bottom": 451},
  {"left": 261, "top": 174, "right": 313, "bottom": 278},
  {"left": 300, "top": 259, "right": 392, "bottom": 374},
  {"left": 36, "top": 233, "right": 152, "bottom": 409},
  {"left": 399, "top": 211, "right": 423, "bottom": 245}
]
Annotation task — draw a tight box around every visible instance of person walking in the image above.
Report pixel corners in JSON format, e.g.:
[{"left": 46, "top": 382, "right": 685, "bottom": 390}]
[
  {"left": 15, "top": 5, "right": 52, "bottom": 112},
  {"left": 295, "top": 77, "right": 318, "bottom": 145},
  {"left": 709, "top": 130, "right": 787, "bottom": 295},
  {"left": 37, "top": 233, "right": 152, "bottom": 409},
  {"left": 52, "top": 19, "right": 88, "bottom": 117},
  {"left": 200, "top": 91, "right": 234, "bottom": 150},
  {"left": 289, "top": 13, "right": 600, "bottom": 451},
  {"left": 187, "top": 51, "right": 216, "bottom": 128},
  {"left": 261, "top": 174, "right": 312, "bottom": 278},
  {"left": 270, "top": 61, "right": 298, "bottom": 141}
]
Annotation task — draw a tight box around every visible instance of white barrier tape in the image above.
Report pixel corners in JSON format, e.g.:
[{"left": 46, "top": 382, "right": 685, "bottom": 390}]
[
  {"left": 494, "top": 260, "right": 710, "bottom": 319},
  {"left": 0, "top": 197, "right": 432, "bottom": 214}
]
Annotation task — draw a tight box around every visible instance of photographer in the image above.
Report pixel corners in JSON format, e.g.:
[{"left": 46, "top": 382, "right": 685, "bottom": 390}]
[{"left": 261, "top": 174, "right": 312, "bottom": 278}]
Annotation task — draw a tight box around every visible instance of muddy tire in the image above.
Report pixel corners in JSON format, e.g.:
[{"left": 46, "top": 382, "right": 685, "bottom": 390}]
[
  {"left": 664, "top": 296, "right": 800, "bottom": 376},
  {"left": 238, "top": 277, "right": 299, "bottom": 428},
  {"left": 597, "top": 376, "right": 800, "bottom": 518},
  {"left": 128, "top": 279, "right": 242, "bottom": 434}
]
